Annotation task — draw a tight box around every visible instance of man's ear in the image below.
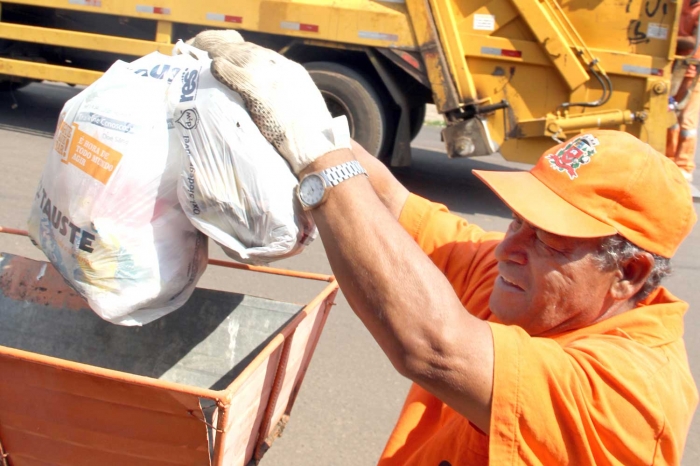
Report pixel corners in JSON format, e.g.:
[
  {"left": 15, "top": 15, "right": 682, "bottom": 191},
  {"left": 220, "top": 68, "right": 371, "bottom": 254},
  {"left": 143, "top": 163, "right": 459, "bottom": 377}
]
[{"left": 610, "top": 252, "right": 654, "bottom": 301}]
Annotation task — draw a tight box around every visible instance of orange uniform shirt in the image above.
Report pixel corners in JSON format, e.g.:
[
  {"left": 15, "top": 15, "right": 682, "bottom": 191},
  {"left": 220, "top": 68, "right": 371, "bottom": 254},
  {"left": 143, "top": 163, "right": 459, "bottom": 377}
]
[
  {"left": 379, "top": 194, "right": 698, "bottom": 465},
  {"left": 679, "top": 0, "right": 700, "bottom": 77}
]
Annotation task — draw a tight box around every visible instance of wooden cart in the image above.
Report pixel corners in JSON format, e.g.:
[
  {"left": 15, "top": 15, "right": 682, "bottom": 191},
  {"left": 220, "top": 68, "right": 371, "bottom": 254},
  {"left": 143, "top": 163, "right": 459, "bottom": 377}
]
[{"left": 0, "top": 227, "right": 338, "bottom": 466}]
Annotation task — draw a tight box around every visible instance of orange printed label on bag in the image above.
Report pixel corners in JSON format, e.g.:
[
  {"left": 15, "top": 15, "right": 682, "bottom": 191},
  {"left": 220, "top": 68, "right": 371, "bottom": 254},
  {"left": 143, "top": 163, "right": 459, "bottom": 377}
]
[
  {"left": 54, "top": 121, "right": 72, "bottom": 163},
  {"left": 67, "top": 124, "right": 123, "bottom": 184}
]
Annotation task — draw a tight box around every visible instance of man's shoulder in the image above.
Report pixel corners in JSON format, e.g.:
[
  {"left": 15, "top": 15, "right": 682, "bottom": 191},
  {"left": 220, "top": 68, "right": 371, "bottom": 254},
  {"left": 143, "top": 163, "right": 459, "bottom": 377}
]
[
  {"left": 564, "top": 330, "right": 670, "bottom": 375},
  {"left": 561, "top": 300, "right": 689, "bottom": 381}
]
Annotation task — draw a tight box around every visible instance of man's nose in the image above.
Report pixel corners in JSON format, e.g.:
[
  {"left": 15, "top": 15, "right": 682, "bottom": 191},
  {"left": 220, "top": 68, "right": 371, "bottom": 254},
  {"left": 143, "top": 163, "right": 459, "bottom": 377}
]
[{"left": 494, "top": 221, "right": 529, "bottom": 265}]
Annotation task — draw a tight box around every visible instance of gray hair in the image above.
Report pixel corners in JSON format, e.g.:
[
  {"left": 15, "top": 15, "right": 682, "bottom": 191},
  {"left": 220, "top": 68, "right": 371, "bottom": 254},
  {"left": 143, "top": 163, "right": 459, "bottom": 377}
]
[{"left": 592, "top": 235, "right": 672, "bottom": 302}]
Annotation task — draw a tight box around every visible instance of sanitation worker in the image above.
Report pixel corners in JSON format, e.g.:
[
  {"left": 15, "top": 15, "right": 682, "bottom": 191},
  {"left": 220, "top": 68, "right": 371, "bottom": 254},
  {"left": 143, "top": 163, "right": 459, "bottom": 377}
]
[
  {"left": 190, "top": 31, "right": 698, "bottom": 465},
  {"left": 667, "top": 0, "right": 700, "bottom": 182}
]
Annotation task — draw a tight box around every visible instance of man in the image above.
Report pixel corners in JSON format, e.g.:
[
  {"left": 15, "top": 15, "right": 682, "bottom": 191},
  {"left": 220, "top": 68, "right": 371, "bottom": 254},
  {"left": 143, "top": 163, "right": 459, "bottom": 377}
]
[
  {"left": 191, "top": 31, "right": 698, "bottom": 464},
  {"left": 667, "top": 0, "right": 700, "bottom": 182}
]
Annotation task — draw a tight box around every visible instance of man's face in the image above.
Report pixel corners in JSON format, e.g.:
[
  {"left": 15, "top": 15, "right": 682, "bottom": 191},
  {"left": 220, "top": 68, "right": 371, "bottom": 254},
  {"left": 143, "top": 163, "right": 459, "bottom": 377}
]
[{"left": 489, "top": 214, "right": 619, "bottom": 337}]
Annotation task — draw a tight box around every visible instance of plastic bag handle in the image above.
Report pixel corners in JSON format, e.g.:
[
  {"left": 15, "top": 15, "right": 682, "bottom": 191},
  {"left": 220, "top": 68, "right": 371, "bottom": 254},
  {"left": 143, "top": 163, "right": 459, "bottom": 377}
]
[{"left": 173, "top": 40, "right": 210, "bottom": 61}]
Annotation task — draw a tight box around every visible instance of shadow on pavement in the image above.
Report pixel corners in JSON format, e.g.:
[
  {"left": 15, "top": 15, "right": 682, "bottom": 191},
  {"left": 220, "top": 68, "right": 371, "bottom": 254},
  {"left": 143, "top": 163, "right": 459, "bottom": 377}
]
[
  {"left": 396, "top": 145, "right": 525, "bottom": 220},
  {"left": 0, "top": 82, "right": 82, "bottom": 137}
]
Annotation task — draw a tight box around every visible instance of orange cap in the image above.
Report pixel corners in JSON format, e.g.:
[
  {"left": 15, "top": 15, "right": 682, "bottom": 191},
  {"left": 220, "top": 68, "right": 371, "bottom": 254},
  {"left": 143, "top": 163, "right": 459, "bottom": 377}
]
[{"left": 474, "top": 130, "right": 697, "bottom": 258}]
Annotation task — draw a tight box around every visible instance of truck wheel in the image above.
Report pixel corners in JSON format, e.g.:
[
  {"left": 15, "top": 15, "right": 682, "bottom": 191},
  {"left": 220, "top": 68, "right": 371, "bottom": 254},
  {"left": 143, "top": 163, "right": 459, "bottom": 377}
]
[
  {"left": 304, "top": 62, "right": 387, "bottom": 159},
  {"left": 409, "top": 104, "right": 427, "bottom": 141}
]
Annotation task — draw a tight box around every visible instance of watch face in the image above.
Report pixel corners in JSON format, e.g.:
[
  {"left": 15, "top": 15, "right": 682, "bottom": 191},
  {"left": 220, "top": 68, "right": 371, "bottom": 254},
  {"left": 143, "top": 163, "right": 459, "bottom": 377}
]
[{"left": 299, "top": 174, "right": 326, "bottom": 206}]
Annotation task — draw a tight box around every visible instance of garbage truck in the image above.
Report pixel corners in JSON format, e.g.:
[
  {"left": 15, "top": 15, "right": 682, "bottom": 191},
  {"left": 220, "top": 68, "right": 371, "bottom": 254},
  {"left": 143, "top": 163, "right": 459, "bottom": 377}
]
[{"left": 0, "top": 0, "right": 693, "bottom": 165}]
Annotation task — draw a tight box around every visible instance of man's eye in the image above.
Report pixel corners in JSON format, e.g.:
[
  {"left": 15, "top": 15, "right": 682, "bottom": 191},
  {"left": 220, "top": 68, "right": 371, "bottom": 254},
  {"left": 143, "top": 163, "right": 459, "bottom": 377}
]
[{"left": 536, "top": 233, "right": 566, "bottom": 254}]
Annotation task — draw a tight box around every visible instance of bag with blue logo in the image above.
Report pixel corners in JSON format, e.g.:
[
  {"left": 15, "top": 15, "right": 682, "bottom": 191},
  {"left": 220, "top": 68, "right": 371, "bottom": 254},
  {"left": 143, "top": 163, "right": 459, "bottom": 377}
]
[
  {"left": 27, "top": 52, "right": 208, "bottom": 326},
  {"left": 169, "top": 42, "right": 316, "bottom": 265}
]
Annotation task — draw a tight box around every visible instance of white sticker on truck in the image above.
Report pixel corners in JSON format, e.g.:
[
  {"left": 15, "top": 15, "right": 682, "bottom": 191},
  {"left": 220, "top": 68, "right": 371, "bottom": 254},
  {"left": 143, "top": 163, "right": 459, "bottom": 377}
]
[
  {"left": 359, "top": 31, "right": 399, "bottom": 42},
  {"left": 473, "top": 14, "right": 496, "bottom": 31},
  {"left": 647, "top": 23, "right": 668, "bottom": 40},
  {"left": 281, "top": 21, "right": 319, "bottom": 33},
  {"left": 69, "top": 0, "right": 101, "bottom": 7},
  {"left": 622, "top": 64, "right": 663, "bottom": 76},
  {"left": 136, "top": 5, "right": 170, "bottom": 15},
  {"left": 206, "top": 13, "right": 243, "bottom": 24}
]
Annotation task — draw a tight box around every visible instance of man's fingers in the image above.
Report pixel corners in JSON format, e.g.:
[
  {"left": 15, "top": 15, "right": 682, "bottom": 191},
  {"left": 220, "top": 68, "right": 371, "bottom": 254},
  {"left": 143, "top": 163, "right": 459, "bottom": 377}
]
[
  {"left": 201, "top": 39, "right": 339, "bottom": 172},
  {"left": 212, "top": 41, "right": 278, "bottom": 68},
  {"left": 211, "top": 57, "right": 286, "bottom": 149},
  {"left": 187, "top": 30, "right": 245, "bottom": 56},
  {"left": 215, "top": 44, "right": 330, "bottom": 124}
]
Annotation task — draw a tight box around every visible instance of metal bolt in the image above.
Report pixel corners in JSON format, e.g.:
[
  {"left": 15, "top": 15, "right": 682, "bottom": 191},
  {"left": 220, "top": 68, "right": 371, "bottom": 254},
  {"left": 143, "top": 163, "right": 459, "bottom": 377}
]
[
  {"left": 635, "top": 111, "right": 649, "bottom": 122},
  {"left": 652, "top": 82, "right": 667, "bottom": 95},
  {"left": 455, "top": 137, "right": 475, "bottom": 156}
]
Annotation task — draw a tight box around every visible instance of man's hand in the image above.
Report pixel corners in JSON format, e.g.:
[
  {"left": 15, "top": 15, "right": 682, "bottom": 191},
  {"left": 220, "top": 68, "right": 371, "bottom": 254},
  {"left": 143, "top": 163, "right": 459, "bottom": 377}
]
[
  {"left": 677, "top": 36, "right": 696, "bottom": 54},
  {"left": 187, "top": 30, "right": 350, "bottom": 174}
]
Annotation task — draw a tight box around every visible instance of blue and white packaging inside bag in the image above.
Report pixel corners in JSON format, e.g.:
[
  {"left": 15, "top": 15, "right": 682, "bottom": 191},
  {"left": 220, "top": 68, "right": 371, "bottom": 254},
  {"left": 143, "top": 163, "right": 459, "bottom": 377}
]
[
  {"left": 27, "top": 53, "right": 208, "bottom": 326},
  {"left": 169, "top": 43, "right": 316, "bottom": 265}
]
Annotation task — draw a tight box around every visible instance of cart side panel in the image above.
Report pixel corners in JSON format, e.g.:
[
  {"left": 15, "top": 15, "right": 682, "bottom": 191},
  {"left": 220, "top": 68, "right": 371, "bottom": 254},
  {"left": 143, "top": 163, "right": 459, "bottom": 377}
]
[
  {"left": 264, "top": 293, "right": 335, "bottom": 438},
  {"left": 0, "top": 354, "right": 211, "bottom": 466},
  {"left": 215, "top": 283, "right": 339, "bottom": 465},
  {"left": 216, "top": 347, "right": 283, "bottom": 466}
]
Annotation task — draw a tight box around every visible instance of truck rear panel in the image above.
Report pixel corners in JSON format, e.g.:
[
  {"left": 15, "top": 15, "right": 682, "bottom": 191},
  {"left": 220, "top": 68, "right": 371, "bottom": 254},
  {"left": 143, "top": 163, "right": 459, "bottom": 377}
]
[{"left": 422, "top": 0, "right": 679, "bottom": 160}]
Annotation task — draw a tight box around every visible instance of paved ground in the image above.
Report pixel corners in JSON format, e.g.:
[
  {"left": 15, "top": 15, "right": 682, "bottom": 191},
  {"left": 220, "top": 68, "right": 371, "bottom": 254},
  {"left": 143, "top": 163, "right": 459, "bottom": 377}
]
[{"left": 0, "top": 82, "right": 698, "bottom": 465}]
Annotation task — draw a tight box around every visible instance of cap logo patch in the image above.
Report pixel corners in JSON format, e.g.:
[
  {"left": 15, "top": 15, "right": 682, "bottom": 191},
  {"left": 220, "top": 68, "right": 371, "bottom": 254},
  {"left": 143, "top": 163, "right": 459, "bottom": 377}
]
[{"left": 546, "top": 134, "right": 599, "bottom": 179}]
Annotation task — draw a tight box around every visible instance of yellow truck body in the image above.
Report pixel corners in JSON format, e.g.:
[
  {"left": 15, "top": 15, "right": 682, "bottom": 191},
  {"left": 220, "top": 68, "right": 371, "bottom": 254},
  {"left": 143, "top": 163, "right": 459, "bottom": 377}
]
[{"left": 0, "top": 0, "right": 689, "bottom": 165}]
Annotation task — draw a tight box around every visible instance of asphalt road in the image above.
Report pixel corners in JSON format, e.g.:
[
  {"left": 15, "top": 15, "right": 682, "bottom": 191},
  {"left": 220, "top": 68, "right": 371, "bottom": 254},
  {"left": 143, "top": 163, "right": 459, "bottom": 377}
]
[{"left": 0, "top": 82, "right": 698, "bottom": 465}]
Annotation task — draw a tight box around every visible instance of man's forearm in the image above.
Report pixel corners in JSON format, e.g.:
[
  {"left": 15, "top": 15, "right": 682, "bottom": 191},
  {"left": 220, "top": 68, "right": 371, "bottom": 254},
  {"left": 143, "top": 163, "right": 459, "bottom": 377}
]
[
  {"left": 349, "top": 140, "right": 409, "bottom": 220},
  {"left": 301, "top": 148, "right": 494, "bottom": 432}
]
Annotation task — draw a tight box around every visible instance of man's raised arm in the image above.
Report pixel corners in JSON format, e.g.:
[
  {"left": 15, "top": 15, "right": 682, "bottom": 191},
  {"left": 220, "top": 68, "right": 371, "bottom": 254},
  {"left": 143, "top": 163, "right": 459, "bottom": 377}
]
[
  {"left": 192, "top": 32, "right": 496, "bottom": 432},
  {"left": 299, "top": 147, "right": 495, "bottom": 431},
  {"left": 348, "top": 140, "right": 409, "bottom": 220}
]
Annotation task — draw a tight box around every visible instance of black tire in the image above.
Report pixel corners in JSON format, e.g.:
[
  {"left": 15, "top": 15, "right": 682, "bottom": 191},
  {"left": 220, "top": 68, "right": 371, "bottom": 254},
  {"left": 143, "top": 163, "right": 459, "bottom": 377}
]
[
  {"left": 409, "top": 103, "right": 427, "bottom": 141},
  {"left": 304, "top": 62, "right": 387, "bottom": 159}
]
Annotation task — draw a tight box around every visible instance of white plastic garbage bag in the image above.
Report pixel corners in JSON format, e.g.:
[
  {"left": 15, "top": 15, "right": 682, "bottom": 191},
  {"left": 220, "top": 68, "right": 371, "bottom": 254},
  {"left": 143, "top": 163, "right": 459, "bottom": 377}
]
[
  {"left": 27, "top": 53, "right": 208, "bottom": 326},
  {"left": 169, "top": 43, "right": 316, "bottom": 265}
]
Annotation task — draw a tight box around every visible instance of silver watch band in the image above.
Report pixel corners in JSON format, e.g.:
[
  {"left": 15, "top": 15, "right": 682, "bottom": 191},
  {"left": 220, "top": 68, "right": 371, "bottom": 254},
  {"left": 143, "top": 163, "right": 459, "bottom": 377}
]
[{"left": 321, "top": 160, "right": 368, "bottom": 186}]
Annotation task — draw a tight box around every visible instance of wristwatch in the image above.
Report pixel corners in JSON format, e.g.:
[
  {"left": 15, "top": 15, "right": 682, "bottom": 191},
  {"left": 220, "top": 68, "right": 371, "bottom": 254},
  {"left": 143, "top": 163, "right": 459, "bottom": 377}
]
[{"left": 297, "top": 160, "right": 368, "bottom": 210}]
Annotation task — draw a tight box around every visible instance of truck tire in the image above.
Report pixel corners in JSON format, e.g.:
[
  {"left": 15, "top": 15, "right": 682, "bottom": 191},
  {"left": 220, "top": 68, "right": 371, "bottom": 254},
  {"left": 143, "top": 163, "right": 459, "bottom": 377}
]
[
  {"left": 409, "top": 103, "right": 427, "bottom": 141},
  {"left": 304, "top": 62, "right": 387, "bottom": 159}
]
